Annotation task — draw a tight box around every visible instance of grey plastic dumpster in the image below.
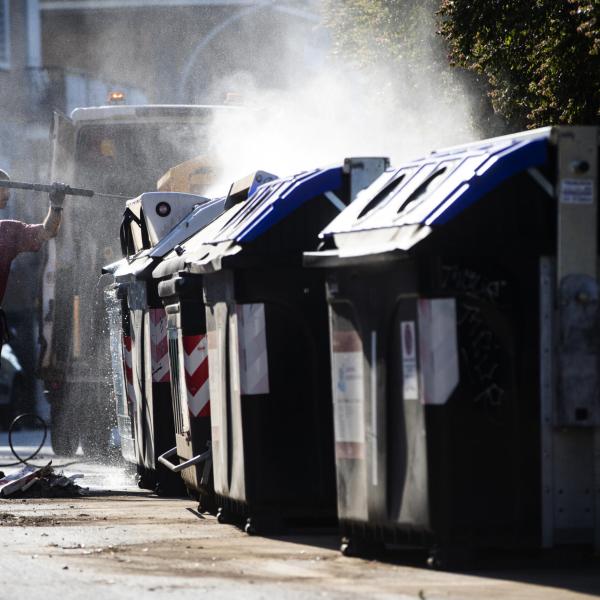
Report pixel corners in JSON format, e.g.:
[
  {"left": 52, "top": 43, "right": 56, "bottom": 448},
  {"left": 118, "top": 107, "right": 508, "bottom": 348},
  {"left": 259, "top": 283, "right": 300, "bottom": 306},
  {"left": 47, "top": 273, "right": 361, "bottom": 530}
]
[
  {"left": 305, "top": 126, "right": 600, "bottom": 564},
  {"left": 173, "top": 158, "right": 388, "bottom": 533},
  {"left": 153, "top": 172, "right": 276, "bottom": 512},
  {"left": 104, "top": 191, "right": 222, "bottom": 494}
]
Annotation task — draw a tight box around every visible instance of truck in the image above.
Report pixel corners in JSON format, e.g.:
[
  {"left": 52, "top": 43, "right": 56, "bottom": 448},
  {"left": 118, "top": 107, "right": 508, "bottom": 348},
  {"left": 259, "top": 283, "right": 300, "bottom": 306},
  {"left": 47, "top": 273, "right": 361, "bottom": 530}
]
[{"left": 39, "top": 104, "right": 235, "bottom": 456}]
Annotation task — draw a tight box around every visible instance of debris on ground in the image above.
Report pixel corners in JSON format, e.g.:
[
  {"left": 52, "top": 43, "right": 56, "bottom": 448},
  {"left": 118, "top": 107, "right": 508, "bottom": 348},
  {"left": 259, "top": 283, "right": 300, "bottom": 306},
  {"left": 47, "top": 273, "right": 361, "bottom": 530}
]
[{"left": 0, "top": 463, "right": 87, "bottom": 498}]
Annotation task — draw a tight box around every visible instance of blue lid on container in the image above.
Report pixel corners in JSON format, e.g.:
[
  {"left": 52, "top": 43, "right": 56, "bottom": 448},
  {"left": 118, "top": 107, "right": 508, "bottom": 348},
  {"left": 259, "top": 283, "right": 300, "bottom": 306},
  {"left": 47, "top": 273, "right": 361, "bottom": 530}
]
[
  {"left": 320, "top": 129, "right": 551, "bottom": 248},
  {"left": 208, "top": 166, "right": 343, "bottom": 244}
]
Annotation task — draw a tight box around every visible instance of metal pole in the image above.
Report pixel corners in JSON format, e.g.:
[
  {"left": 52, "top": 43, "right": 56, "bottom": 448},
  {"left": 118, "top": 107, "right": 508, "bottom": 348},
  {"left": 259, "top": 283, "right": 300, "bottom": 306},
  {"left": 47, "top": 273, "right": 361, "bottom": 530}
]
[
  {"left": 0, "top": 180, "right": 131, "bottom": 200},
  {"left": 0, "top": 180, "right": 93, "bottom": 197}
]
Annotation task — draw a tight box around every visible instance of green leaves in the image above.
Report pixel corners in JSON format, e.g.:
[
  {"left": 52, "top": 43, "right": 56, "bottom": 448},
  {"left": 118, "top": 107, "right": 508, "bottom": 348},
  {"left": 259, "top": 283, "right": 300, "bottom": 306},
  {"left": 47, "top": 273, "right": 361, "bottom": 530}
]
[{"left": 440, "top": 0, "right": 600, "bottom": 128}]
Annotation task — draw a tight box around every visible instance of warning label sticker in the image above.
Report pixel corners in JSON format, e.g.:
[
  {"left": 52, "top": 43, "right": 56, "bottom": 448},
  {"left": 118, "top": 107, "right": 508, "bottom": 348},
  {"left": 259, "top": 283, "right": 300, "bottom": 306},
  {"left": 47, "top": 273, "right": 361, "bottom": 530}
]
[
  {"left": 331, "top": 329, "right": 365, "bottom": 457},
  {"left": 560, "top": 179, "right": 594, "bottom": 204},
  {"left": 401, "top": 321, "right": 419, "bottom": 400}
]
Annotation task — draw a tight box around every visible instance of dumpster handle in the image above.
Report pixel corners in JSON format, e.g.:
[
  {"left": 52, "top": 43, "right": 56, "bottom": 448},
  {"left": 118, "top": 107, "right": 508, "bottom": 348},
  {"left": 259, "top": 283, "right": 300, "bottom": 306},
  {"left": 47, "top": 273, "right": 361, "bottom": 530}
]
[{"left": 157, "top": 446, "right": 212, "bottom": 473}]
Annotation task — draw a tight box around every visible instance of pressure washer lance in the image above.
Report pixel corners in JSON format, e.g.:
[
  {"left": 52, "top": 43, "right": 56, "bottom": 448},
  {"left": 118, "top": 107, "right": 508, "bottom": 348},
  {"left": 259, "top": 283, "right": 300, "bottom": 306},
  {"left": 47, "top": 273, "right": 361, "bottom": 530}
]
[{"left": 0, "top": 179, "right": 130, "bottom": 200}]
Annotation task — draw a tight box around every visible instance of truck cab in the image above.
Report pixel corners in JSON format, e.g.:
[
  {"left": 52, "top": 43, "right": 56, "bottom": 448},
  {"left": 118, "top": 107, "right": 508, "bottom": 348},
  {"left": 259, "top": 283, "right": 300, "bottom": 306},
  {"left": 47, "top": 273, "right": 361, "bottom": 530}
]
[{"left": 40, "top": 104, "right": 237, "bottom": 456}]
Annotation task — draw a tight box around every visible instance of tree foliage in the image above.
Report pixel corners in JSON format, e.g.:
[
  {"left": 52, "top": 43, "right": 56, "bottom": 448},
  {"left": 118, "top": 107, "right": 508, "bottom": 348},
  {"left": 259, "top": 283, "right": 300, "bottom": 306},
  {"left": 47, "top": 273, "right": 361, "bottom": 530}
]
[
  {"left": 439, "top": 0, "right": 600, "bottom": 128},
  {"left": 323, "top": 0, "right": 445, "bottom": 80}
]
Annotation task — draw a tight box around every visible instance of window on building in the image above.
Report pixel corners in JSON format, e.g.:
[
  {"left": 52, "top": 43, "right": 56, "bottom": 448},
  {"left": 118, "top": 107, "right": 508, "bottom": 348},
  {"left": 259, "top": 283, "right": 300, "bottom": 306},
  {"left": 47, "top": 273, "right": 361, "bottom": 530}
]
[{"left": 0, "top": 0, "right": 10, "bottom": 69}]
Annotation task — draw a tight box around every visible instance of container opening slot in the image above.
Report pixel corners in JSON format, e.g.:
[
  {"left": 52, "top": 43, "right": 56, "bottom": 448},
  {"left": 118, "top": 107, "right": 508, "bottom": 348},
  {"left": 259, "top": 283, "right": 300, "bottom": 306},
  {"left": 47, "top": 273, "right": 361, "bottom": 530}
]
[
  {"left": 358, "top": 174, "right": 406, "bottom": 219},
  {"left": 397, "top": 167, "right": 448, "bottom": 214}
]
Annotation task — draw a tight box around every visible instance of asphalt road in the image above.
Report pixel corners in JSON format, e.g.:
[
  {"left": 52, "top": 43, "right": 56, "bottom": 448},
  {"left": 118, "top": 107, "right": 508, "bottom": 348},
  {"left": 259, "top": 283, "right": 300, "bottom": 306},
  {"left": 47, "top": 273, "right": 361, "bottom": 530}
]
[{"left": 0, "top": 429, "right": 599, "bottom": 600}]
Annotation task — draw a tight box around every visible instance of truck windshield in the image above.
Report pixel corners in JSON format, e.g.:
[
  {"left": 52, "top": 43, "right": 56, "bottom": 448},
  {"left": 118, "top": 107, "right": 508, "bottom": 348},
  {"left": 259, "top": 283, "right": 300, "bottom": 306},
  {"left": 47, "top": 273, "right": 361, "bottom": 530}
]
[{"left": 74, "top": 122, "right": 208, "bottom": 197}]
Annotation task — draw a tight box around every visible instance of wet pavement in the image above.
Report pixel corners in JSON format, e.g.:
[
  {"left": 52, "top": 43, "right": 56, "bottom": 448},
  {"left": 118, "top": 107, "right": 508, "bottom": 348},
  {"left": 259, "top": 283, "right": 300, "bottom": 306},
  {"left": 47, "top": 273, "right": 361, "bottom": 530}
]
[
  {"left": 0, "top": 428, "right": 138, "bottom": 491},
  {"left": 0, "top": 430, "right": 599, "bottom": 599}
]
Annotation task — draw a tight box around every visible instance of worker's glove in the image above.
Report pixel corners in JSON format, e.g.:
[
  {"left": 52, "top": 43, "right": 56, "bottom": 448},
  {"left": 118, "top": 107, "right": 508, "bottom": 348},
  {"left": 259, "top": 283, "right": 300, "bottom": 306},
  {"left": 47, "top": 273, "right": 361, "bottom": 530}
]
[{"left": 49, "top": 182, "right": 67, "bottom": 208}]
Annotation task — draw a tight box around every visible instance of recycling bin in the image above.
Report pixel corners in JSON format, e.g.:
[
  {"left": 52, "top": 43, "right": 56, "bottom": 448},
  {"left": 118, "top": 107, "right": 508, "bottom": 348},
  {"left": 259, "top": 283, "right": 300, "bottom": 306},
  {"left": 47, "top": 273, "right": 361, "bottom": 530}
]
[
  {"left": 104, "top": 191, "right": 221, "bottom": 494},
  {"left": 153, "top": 173, "right": 274, "bottom": 510},
  {"left": 174, "top": 158, "right": 388, "bottom": 532},
  {"left": 305, "top": 126, "right": 600, "bottom": 563},
  {"left": 156, "top": 273, "right": 213, "bottom": 507}
]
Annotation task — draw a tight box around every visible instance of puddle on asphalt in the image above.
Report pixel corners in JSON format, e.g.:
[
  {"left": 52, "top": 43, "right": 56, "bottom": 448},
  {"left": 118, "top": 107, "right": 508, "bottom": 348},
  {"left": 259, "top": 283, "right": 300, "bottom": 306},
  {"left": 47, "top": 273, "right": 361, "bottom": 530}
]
[
  {"left": 86, "top": 464, "right": 138, "bottom": 493},
  {"left": 0, "top": 429, "right": 138, "bottom": 494}
]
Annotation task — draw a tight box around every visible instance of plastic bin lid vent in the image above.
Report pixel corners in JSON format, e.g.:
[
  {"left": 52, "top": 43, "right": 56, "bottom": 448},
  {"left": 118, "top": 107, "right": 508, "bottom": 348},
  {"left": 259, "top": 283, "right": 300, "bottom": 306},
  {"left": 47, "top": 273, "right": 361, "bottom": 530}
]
[
  {"left": 210, "top": 166, "right": 343, "bottom": 244},
  {"left": 319, "top": 130, "right": 550, "bottom": 252}
]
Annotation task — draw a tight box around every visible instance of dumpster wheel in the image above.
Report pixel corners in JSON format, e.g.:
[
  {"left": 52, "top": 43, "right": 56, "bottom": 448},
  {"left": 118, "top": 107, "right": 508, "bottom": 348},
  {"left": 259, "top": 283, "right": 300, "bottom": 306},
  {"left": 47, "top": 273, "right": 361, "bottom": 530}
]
[
  {"left": 426, "top": 549, "right": 445, "bottom": 570},
  {"left": 243, "top": 515, "right": 283, "bottom": 535},
  {"left": 244, "top": 518, "right": 257, "bottom": 535},
  {"left": 137, "top": 468, "right": 157, "bottom": 492},
  {"left": 197, "top": 493, "right": 216, "bottom": 515},
  {"left": 340, "top": 536, "right": 385, "bottom": 558},
  {"left": 426, "top": 546, "right": 473, "bottom": 570},
  {"left": 216, "top": 508, "right": 231, "bottom": 524}
]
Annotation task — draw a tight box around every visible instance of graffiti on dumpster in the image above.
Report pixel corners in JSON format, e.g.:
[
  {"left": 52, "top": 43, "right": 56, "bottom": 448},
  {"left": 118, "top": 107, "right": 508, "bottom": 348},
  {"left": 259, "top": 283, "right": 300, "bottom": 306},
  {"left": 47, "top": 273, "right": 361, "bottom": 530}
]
[
  {"left": 442, "top": 264, "right": 510, "bottom": 414},
  {"left": 441, "top": 264, "right": 508, "bottom": 305},
  {"left": 473, "top": 382, "right": 505, "bottom": 407}
]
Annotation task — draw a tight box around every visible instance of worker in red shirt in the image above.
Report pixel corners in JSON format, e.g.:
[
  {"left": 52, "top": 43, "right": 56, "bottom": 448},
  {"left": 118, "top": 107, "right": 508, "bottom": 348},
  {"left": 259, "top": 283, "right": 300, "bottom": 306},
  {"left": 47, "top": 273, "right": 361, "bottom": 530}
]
[{"left": 0, "top": 169, "right": 66, "bottom": 351}]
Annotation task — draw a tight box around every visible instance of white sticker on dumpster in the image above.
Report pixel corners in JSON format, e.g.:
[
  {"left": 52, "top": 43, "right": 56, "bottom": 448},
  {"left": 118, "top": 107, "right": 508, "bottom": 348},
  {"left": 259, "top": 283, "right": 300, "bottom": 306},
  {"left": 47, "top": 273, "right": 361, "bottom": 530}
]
[
  {"left": 560, "top": 179, "right": 594, "bottom": 204},
  {"left": 332, "top": 330, "right": 365, "bottom": 459},
  {"left": 401, "top": 321, "right": 419, "bottom": 400},
  {"left": 236, "top": 303, "right": 269, "bottom": 395},
  {"left": 418, "top": 299, "right": 459, "bottom": 405}
]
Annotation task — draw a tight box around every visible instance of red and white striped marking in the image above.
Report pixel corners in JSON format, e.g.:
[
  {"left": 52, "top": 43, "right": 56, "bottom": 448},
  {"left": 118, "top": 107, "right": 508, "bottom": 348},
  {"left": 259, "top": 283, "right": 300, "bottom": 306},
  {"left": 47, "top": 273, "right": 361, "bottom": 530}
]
[
  {"left": 149, "top": 308, "right": 170, "bottom": 383},
  {"left": 122, "top": 335, "right": 135, "bottom": 411},
  {"left": 182, "top": 334, "right": 210, "bottom": 417}
]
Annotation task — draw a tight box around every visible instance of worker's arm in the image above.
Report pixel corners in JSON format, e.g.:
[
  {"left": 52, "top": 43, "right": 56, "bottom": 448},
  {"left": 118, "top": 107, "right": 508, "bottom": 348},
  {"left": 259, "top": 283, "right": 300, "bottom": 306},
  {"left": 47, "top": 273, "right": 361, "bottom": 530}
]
[{"left": 42, "top": 183, "right": 67, "bottom": 240}]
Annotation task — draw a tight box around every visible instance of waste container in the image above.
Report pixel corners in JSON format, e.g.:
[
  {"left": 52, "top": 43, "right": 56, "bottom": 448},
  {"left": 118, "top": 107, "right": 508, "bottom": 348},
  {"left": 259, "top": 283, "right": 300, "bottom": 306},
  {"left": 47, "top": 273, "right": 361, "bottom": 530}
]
[
  {"left": 104, "top": 191, "right": 222, "bottom": 493},
  {"left": 153, "top": 172, "right": 276, "bottom": 510},
  {"left": 305, "top": 126, "right": 600, "bottom": 563},
  {"left": 172, "top": 158, "right": 388, "bottom": 532}
]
